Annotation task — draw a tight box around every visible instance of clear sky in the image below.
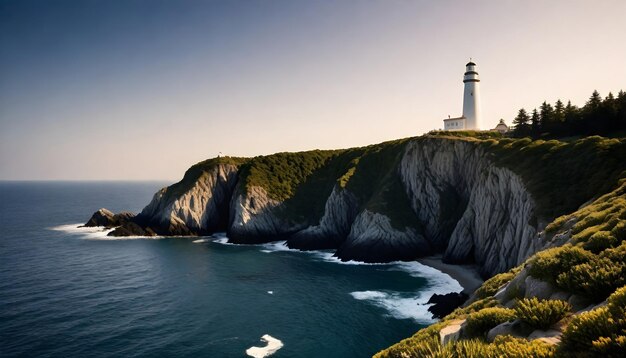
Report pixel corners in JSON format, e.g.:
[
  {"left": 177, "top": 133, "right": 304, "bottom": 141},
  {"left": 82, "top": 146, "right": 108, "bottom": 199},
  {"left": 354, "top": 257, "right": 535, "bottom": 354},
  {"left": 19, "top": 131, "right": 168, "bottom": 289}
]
[{"left": 1, "top": 0, "right": 625, "bottom": 181}]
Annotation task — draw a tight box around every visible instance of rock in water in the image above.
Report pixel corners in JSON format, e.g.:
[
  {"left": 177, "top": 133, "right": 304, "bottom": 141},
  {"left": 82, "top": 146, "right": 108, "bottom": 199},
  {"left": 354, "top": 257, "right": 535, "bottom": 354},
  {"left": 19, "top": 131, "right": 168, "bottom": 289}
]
[
  {"left": 84, "top": 208, "right": 116, "bottom": 227},
  {"left": 427, "top": 292, "right": 468, "bottom": 318},
  {"left": 84, "top": 209, "right": 135, "bottom": 228}
]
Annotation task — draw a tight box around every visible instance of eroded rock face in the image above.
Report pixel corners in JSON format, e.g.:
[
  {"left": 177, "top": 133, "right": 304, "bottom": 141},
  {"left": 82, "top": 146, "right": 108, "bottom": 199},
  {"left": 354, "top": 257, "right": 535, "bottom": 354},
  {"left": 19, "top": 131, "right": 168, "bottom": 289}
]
[
  {"left": 335, "top": 210, "right": 430, "bottom": 262},
  {"left": 400, "top": 138, "right": 542, "bottom": 276},
  {"left": 288, "top": 186, "right": 359, "bottom": 250},
  {"left": 227, "top": 186, "right": 303, "bottom": 244},
  {"left": 139, "top": 164, "right": 239, "bottom": 235}
]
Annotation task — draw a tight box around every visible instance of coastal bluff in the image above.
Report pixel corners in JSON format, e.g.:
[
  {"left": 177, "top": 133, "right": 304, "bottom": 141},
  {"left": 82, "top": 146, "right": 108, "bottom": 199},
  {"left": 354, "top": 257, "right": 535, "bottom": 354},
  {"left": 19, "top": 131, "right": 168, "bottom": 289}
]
[{"left": 85, "top": 134, "right": 626, "bottom": 278}]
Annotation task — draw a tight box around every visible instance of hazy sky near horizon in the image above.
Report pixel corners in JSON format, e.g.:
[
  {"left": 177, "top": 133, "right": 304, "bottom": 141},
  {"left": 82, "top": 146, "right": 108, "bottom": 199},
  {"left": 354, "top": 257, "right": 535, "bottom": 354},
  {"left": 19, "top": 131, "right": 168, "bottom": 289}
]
[{"left": 1, "top": 0, "right": 625, "bottom": 181}]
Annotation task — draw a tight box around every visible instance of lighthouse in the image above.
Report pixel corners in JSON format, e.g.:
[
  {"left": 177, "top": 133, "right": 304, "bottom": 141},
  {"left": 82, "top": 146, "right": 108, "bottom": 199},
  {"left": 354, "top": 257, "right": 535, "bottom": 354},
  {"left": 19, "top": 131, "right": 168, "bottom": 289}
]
[
  {"left": 462, "top": 61, "right": 481, "bottom": 130},
  {"left": 443, "top": 60, "right": 482, "bottom": 131}
]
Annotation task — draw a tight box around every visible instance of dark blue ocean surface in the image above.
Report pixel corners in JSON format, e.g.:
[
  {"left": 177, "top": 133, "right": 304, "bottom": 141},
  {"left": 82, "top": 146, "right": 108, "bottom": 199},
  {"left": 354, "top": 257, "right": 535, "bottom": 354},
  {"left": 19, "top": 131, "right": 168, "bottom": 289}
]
[{"left": 0, "top": 182, "right": 460, "bottom": 357}]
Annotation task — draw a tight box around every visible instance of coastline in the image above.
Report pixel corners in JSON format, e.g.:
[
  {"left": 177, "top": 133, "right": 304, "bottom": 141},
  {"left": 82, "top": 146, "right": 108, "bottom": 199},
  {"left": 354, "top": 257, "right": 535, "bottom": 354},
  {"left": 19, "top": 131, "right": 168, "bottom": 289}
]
[{"left": 417, "top": 255, "right": 484, "bottom": 294}]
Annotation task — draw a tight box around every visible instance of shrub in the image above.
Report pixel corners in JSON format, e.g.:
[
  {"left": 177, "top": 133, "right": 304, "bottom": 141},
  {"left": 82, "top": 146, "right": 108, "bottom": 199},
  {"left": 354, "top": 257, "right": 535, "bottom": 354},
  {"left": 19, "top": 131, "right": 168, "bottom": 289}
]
[
  {"left": 556, "top": 257, "right": 626, "bottom": 301},
  {"left": 560, "top": 306, "right": 616, "bottom": 353},
  {"left": 514, "top": 297, "right": 571, "bottom": 329},
  {"left": 448, "top": 297, "right": 498, "bottom": 320},
  {"left": 591, "top": 335, "right": 626, "bottom": 355},
  {"left": 607, "top": 285, "right": 626, "bottom": 321},
  {"left": 601, "top": 240, "right": 626, "bottom": 263},
  {"left": 560, "top": 285, "right": 626, "bottom": 355},
  {"left": 528, "top": 245, "right": 594, "bottom": 282},
  {"left": 474, "top": 267, "right": 521, "bottom": 299},
  {"left": 582, "top": 230, "right": 619, "bottom": 253},
  {"left": 464, "top": 307, "right": 516, "bottom": 338},
  {"left": 612, "top": 221, "right": 626, "bottom": 241},
  {"left": 490, "top": 335, "right": 556, "bottom": 358},
  {"left": 438, "top": 339, "right": 491, "bottom": 358},
  {"left": 373, "top": 322, "right": 446, "bottom": 358}
]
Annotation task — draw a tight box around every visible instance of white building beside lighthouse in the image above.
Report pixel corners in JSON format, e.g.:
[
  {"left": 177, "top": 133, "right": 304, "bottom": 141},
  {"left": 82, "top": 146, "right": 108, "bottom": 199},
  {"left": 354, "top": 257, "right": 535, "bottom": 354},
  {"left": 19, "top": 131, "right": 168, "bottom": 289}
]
[{"left": 443, "top": 61, "right": 482, "bottom": 131}]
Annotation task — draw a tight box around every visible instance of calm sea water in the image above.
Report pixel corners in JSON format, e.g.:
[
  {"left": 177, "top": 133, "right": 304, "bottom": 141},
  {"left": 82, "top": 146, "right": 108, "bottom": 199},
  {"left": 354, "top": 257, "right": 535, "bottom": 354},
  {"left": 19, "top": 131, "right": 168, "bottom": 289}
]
[{"left": 0, "top": 182, "right": 461, "bottom": 357}]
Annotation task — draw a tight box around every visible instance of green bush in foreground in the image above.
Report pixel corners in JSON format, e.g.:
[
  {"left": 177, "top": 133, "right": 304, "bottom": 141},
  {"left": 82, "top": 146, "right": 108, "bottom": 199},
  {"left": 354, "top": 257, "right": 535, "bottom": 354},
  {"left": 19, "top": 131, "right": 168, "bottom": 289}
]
[
  {"left": 464, "top": 307, "right": 516, "bottom": 338},
  {"left": 560, "top": 285, "right": 626, "bottom": 355},
  {"left": 489, "top": 335, "right": 556, "bottom": 358},
  {"left": 376, "top": 334, "right": 556, "bottom": 358},
  {"left": 556, "top": 257, "right": 626, "bottom": 301},
  {"left": 514, "top": 297, "right": 571, "bottom": 330},
  {"left": 528, "top": 245, "right": 594, "bottom": 282}
]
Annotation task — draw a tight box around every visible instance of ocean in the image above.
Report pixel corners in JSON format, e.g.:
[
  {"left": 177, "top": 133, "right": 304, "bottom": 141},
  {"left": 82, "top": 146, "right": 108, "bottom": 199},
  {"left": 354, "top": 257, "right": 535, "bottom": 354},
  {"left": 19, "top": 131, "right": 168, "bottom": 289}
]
[{"left": 0, "top": 181, "right": 461, "bottom": 357}]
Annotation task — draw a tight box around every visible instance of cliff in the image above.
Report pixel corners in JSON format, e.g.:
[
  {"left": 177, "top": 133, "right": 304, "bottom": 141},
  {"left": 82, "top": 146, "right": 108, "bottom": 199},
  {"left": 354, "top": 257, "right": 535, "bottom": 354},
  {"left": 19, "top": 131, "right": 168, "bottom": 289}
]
[{"left": 87, "top": 134, "right": 626, "bottom": 279}]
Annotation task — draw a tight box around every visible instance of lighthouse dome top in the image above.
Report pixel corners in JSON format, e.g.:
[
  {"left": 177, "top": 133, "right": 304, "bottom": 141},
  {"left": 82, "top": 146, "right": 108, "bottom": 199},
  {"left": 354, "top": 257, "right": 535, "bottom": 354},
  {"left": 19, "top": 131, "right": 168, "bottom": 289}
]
[{"left": 466, "top": 61, "right": 476, "bottom": 66}]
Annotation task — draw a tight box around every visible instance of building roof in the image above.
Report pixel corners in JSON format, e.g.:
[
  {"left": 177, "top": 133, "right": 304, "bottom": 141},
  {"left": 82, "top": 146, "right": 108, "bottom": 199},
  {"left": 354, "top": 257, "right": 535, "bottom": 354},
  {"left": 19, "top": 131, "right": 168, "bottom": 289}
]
[{"left": 466, "top": 61, "right": 476, "bottom": 66}]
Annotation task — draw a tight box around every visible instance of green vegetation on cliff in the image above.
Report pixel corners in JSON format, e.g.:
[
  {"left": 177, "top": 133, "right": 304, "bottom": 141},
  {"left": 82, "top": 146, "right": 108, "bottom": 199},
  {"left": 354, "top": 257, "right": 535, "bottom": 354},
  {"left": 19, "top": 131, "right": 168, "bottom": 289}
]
[
  {"left": 238, "top": 138, "right": 420, "bottom": 229},
  {"left": 484, "top": 136, "right": 626, "bottom": 218}
]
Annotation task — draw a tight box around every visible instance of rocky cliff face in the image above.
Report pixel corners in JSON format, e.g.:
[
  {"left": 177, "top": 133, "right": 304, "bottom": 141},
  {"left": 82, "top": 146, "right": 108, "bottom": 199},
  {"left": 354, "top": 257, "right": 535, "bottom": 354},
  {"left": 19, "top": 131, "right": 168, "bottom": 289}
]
[
  {"left": 88, "top": 137, "right": 547, "bottom": 277},
  {"left": 288, "top": 186, "right": 359, "bottom": 250},
  {"left": 227, "top": 185, "right": 301, "bottom": 243},
  {"left": 400, "top": 138, "right": 542, "bottom": 276},
  {"left": 137, "top": 163, "right": 240, "bottom": 235}
]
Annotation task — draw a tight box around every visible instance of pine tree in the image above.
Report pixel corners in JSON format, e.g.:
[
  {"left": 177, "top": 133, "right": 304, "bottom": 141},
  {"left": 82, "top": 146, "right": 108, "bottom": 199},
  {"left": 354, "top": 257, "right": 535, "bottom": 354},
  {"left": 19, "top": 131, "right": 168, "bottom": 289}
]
[
  {"left": 512, "top": 108, "right": 531, "bottom": 136},
  {"left": 563, "top": 100, "right": 579, "bottom": 135},
  {"left": 554, "top": 100, "right": 565, "bottom": 123},
  {"left": 539, "top": 101, "right": 555, "bottom": 133},
  {"left": 530, "top": 108, "right": 540, "bottom": 136},
  {"left": 586, "top": 90, "right": 602, "bottom": 110}
]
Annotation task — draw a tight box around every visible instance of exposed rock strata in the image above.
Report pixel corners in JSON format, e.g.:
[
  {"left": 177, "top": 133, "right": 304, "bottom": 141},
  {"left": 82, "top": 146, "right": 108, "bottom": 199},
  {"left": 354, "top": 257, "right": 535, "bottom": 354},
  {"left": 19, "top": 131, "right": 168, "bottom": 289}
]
[
  {"left": 85, "top": 137, "right": 545, "bottom": 277},
  {"left": 139, "top": 163, "right": 239, "bottom": 235},
  {"left": 288, "top": 186, "right": 359, "bottom": 250},
  {"left": 400, "top": 139, "right": 542, "bottom": 276},
  {"left": 227, "top": 185, "right": 304, "bottom": 243},
  {"left": 335, "top": 210, "right": 431, "bottom": 262}
]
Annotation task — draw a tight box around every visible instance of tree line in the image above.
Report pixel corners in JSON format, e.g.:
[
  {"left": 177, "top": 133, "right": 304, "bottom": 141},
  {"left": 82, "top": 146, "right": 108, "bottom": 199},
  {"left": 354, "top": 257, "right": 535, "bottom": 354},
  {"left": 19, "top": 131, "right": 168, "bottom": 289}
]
[{"left": 511, "top": 90, "right": 626, "bottom": 138}]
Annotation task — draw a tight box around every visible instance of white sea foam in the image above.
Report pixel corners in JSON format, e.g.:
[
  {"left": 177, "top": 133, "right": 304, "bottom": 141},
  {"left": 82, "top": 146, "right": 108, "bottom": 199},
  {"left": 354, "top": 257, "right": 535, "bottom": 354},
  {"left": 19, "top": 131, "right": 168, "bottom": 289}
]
[
  {"left": 192, "top": 238, "right": 211, "bottom": 243},
  {"left": 245, "top": 334, "right": 283, "bottom": 358},
  {"left": 258, "top": 241, "right": 296, "bottom": 253},
  {"left": 348, "top": 261, "right": 463, "bottom": 323},
  {"left": 212, "top": 237, "right": 241, "bottom": 245},
  {"left": 310, "top": 251, "right": 382, "bottom": 265},
  {"left": 390, "top": 261, "right": 463, "bottom": 294},
  {"left": 350, "top": 289, "right": 438, "bottom": 324},
  {"left": 49, "top": 223, "right": 162, "bottom": 240}
]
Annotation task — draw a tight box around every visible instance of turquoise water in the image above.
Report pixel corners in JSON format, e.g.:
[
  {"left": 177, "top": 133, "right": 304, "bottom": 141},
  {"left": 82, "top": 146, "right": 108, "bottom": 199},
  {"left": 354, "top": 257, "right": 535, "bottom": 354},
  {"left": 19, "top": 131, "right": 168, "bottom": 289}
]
[{"left": 0, "top": 182, "right": 461, "bottom": 357}]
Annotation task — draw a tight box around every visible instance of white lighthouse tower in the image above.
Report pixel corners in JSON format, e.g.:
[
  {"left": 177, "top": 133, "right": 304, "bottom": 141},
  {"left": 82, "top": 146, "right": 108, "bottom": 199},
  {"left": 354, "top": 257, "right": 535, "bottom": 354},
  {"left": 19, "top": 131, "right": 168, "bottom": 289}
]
[
  {"left": 443, "top": 60, "right": 482, "bottom": 131},
  {"left": 462, "top": 60, "right": 481, "bottom": 130}
]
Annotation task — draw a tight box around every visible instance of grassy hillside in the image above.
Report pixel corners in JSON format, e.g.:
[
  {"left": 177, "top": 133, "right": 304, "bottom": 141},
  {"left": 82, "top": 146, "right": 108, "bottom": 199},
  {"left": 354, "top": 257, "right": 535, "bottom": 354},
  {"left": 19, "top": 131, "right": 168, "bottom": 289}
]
[{"left": 376, "top": 179, "right": 626, "bottom": 357}]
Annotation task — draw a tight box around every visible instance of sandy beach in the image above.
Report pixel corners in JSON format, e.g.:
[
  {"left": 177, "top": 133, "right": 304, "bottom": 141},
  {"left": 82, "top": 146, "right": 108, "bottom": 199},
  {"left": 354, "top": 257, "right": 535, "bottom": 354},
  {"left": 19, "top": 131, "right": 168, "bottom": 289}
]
[{"left": 417, "top": 255, "right": 484, "bottom": 294}]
